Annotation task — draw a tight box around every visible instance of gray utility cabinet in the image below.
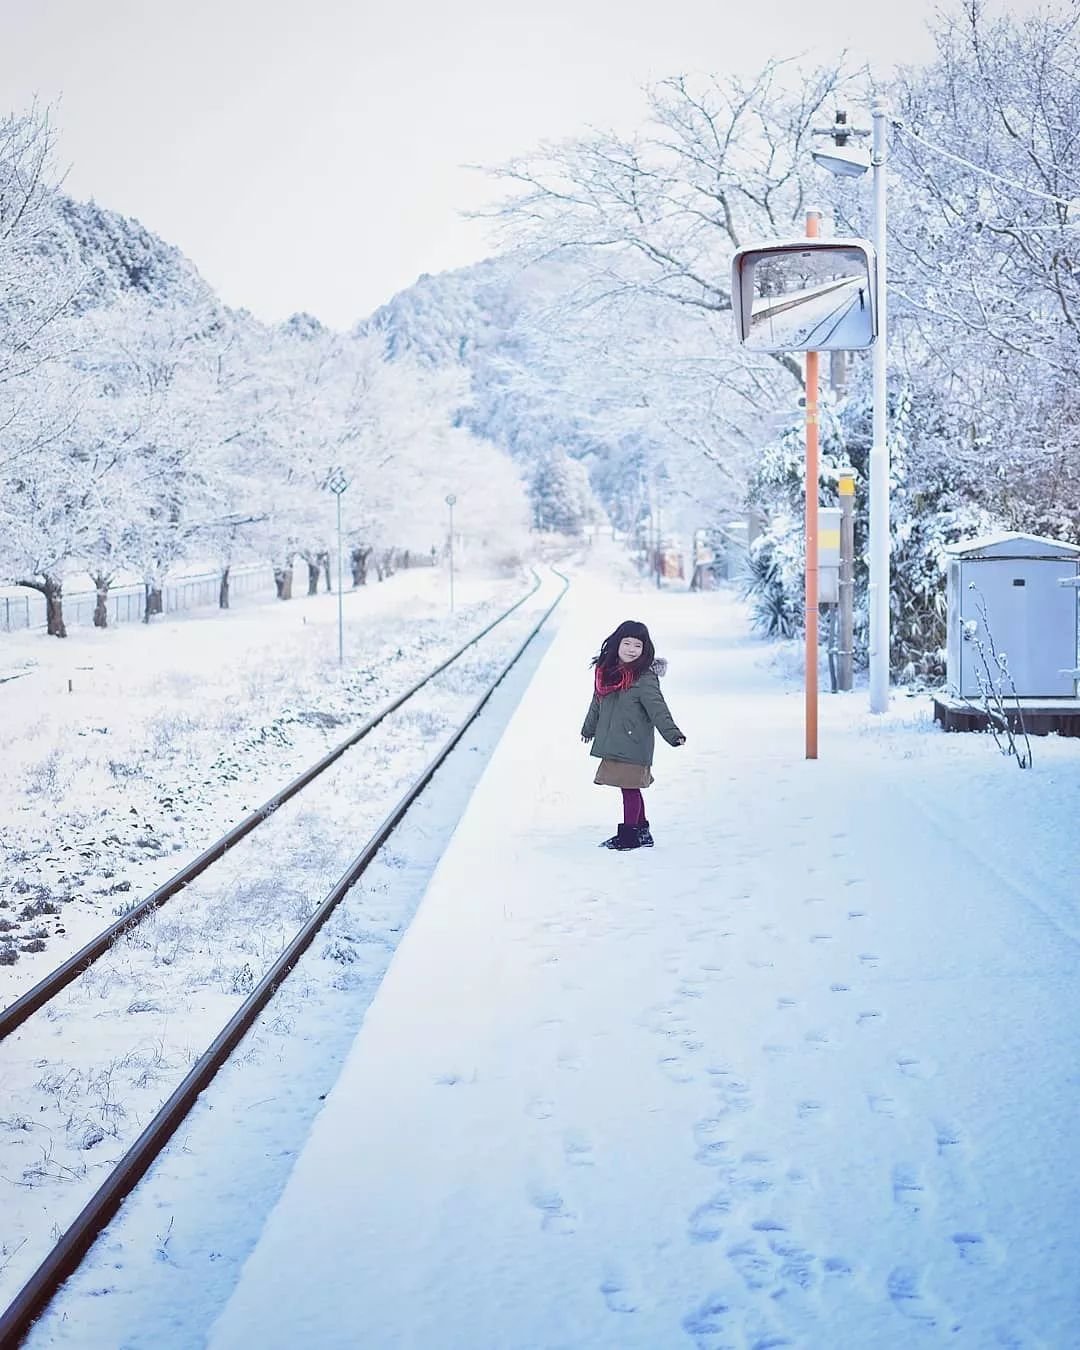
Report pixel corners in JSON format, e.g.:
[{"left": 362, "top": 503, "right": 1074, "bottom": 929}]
[{"left": 945, "top": 532, "right": 1080, "bottom": 698}]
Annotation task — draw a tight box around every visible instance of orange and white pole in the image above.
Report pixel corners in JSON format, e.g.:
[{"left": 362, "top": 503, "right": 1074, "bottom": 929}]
[{"left": 805, "top": 209, "right": 821, "bottom": 760}]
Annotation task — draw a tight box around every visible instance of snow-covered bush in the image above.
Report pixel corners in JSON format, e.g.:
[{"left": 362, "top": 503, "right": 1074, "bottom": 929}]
[
  {"left": 743, "top": 530, "right": 801, "bottom": 639},
  {"left": 745, "top": 373, "right": 998, "bottom": 684}
]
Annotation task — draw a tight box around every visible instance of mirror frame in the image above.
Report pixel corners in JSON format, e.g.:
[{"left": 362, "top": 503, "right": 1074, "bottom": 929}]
[{"left": 731, "top": 238, "right": 878, "bottom": 352}]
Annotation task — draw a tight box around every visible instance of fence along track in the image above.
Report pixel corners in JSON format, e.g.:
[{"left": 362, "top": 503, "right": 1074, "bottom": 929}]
[
  {"left": 0, "top": 567, "right": 568, "bottom": 1349},
  {"left": 0, "top": 571, "right": 544, "bottom": 1043}
]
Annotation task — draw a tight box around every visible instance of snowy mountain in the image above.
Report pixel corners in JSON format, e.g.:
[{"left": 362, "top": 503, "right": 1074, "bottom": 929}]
[
  {"left": 355, "top": 253, "right": 647, "bottom": 527},
  {"left": 47, "top": 196, "right": 221, "bottom": 314},
  {"left": 357, "top": 254, "right": 595, "bottom": 452}
]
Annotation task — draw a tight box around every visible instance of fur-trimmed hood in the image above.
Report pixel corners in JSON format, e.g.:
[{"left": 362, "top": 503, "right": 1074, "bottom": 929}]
[{"left": 651, "top": 658, "right": 668, "bottom": 677}]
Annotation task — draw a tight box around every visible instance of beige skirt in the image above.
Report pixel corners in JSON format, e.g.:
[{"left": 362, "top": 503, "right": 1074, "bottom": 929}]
[{"left": 594, "top": 758, "right": 654, "bottom": 789}]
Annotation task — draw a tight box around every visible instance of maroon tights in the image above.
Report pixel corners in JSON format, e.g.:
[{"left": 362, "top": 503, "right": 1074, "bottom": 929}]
[{"left": 621, "top": 788, "right": 645, "bottom": 827}]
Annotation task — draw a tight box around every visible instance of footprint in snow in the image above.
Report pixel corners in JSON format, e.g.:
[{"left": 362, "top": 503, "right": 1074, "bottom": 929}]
[
  {"left": 856, "top": 1009, "right": 883, "bottom": 1027},
  {"left": 709, "top": 1072, "right": 752, "bottom": 1114},
  {"left": 728, "top": 1240, "right": 775, "bottom": 1291},
  {"left": 644, "top": 1004, "right": 692, "bottom": 1037},
  {"left": 734, "top": 1152, "right": 777, "bottom": 1198},
  {"left": 660, "top": 1054, "right": 696, "bottom": 1084},
  {"left": 563, "top": 1129, "right": 594, "bottom": 1167},
  {"left": 952, "top": 1231, "right": 1002, "bottom": 1267},
  {"left": 528, "top": 1186, "right": 577, "bottom": 1235},
  {"left": 767, "top": 1233, "right": 816, "bottom": 1291},
  {"left": 887, "top": 1266, "right": 938, "bottom": 1324},
  {"left": 694, "top": 1134, "right": 733, "bottom": 1170},
  {"left": 897, "top": 1055, "right": 937, "bottom": 1080},
  {"left": 525, "top": 1096, "right": 555, "bottom": 1120},
  {"left": 599, "top": 1273, "right": 638, "bottom": 1314},
  {"left": 681, "top": 1292, "right": 729, "bottom": 1339},
  {"left": 892, "top": 1165, "right": 927, "bottom": 1216},
  {"left": 824, "top": 1255, "right": 854, "bottom": 1278},
  {"left": 693, "top": 1114, "right": 728, "bottom": 1141},
  {"left": 688, "top": 1192, "right": 731, "bottom": 1244},
  {"left": 934, "top": 1119, "right": 966, "bottom": 1158}
]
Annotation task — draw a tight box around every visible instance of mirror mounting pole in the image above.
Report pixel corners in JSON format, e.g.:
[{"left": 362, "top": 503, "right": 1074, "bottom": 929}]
[
  {"left": 869, "top": 97, "right": 891, "bottom": 714},
  {"left": 805, "top": 209, "right": 821, "bottom": 760}
]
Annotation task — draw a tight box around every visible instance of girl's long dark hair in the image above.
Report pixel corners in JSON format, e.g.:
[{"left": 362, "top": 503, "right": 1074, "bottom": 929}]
[{"left": 591, "top": 620, "right": 655, "bottom": 678}]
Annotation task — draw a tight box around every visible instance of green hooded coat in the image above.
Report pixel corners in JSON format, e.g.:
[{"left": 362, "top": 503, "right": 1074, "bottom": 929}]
[{"left": 581, "top": 661, "right": 684, "bottom": 767}]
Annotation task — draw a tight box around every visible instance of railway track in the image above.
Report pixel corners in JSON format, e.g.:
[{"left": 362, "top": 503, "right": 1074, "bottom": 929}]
[
  {"left": 0, "top": 570, "right": 547, "bottom": 1042},
  {"left": 0, "top": 567, "right": 568, "bottom": 1348}
]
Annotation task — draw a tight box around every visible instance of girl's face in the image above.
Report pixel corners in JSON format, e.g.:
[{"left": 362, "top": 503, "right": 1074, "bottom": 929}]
[{"left": 618, "top": 636, "right": 644, "bottom": 664}]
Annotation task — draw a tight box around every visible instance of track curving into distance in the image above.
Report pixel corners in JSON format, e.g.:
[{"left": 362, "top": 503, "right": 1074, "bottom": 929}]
[{"left": 0, "top": 567, "right": 568, "bottom": 1349}]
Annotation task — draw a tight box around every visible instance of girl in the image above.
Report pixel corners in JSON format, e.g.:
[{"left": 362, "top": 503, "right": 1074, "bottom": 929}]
[{"left": 580, "top": 620, "right": 686, "bottom": 851}]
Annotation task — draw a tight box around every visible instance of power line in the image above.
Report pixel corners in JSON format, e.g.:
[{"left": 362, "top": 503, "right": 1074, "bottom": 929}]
[{"left": 891, "top": 118, "right": 1080, "bottom": 214}]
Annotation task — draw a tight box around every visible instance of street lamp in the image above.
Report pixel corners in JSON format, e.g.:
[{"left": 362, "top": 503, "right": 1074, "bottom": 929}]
[
  {"left": 445, "top": 493, "right": 457, "bottom": 613},
  {"left": 812, "top": 101, "right": 891, "bottom": 714},
  {"left": 327, "top": 467, "right": 349, "bottom": 666}
]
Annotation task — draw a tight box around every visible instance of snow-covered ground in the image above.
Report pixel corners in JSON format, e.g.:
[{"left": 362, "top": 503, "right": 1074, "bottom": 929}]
[
  {"left": 0, "top": 564, "right": 528, "bottom": 986},
  {"left": 0, "top": 567, "right": 562, "bottom": 1313},
  {"left": 13, "top": 560, "right": 1080, "bottom": 1348}
]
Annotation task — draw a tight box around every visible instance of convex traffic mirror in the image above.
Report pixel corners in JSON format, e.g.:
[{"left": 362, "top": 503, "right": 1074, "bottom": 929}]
[{"left": 731, "top": 239, "right": 877, "bottom": 352}]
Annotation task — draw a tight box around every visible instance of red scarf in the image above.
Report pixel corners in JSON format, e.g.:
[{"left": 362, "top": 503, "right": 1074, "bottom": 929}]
[{"left": 594, "top": 663, "right": 636, "bottom": 698}]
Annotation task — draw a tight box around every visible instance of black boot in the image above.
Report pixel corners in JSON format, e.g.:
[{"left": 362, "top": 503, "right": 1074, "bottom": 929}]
[
  {"left": 601, "top": 823, "right": 642, "bottom": 851},
  {"left": 637, "top": 820, "right": 654, "bottom": 848}
]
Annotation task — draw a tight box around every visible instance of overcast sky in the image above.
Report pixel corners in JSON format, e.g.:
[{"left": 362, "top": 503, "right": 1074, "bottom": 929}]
[{"left": 4, "top": 0, "right": 987, "bottom": 328}]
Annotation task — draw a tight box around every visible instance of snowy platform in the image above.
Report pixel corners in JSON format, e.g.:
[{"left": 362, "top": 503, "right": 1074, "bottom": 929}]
[
  {"left": 209, "top": 581, "right": 1080, "bottom": 1350},
  {"left": 933, "top": 693, "right": 1080, "bottom": 737}
]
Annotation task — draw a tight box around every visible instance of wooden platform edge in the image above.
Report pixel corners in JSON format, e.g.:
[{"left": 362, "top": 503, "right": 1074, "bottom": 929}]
[{"left": 932, "top": 697, "right": 1080, "bottom": 738}]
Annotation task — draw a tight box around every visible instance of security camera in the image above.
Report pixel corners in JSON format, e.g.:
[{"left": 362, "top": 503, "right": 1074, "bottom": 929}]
[{"left": 812, "top": 143, "right": 871, "bottom": 178}]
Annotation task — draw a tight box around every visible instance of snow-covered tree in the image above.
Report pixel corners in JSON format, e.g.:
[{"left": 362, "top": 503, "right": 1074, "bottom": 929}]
[{"left": 886, "top": 0, "right": 1080, "bottom": 542}]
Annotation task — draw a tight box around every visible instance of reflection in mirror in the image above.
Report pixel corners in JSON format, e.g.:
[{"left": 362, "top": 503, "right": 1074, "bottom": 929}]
[{"left": 747, "top": 246, "right": 874, "bottom": 351}]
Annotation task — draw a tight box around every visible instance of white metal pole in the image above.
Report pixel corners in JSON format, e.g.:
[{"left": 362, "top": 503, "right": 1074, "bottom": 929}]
[
  {"left": 336, "top": 492, "right": 344, "bottom": 667},
  {"left": 869, "top": 96, "right": 891, "bottom": 714},
  {"left": 448, "top": 502, "right": 455, "bottom": 613}
]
